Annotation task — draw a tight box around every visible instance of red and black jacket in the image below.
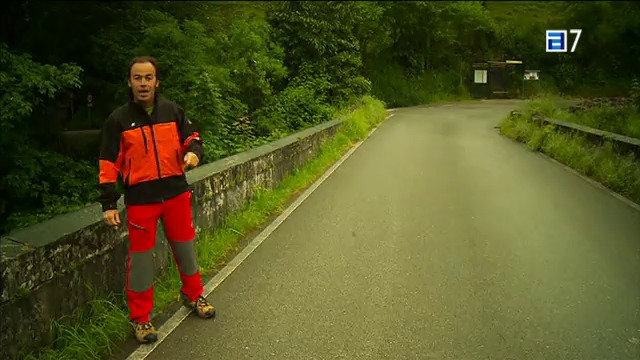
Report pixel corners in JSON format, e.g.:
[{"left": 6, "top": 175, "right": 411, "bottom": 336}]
[{"left": 98, "top": 96, "right": 204, "bottom": 211}]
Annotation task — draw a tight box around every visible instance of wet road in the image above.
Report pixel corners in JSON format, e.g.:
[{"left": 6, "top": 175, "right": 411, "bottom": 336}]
[{"left": 140, "top": 101, "right": 640, "bottom": 360}]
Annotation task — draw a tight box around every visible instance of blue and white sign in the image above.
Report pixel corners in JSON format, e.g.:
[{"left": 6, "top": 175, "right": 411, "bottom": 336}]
[
  {"left": 546, "top": 29, "right": 582, "bottom": 53},
  {"left": 546, "top": 30, "right": 567, "bottom": 52}
]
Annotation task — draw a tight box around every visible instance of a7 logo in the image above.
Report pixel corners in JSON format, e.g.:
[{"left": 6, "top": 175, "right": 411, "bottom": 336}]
[{"left": 546, "top": 29, "right": 582, "bottom": 53}]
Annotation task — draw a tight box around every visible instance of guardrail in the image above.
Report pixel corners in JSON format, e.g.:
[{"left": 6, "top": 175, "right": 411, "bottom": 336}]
[{"left": 530, "top": 115, "right": 640, "bottom": 159}]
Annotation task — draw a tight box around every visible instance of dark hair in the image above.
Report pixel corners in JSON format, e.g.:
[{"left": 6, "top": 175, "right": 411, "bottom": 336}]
[{"left": 128, "top": 56, "right": 160, "bottom": 79}]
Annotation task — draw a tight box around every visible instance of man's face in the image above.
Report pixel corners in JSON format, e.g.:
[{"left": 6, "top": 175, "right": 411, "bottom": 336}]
[{"left": 128, "top": 62, "right": 159, "bottom": 105}]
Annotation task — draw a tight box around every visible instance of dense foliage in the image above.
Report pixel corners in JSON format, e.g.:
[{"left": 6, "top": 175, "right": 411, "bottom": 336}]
[{"left": 0, "top": 1, "right": 638, "bottom": 234}]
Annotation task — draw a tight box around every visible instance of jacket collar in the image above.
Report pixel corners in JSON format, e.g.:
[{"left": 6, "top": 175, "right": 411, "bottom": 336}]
[{"left": 129, "top": 94, "right": 160, "bottom": 116}]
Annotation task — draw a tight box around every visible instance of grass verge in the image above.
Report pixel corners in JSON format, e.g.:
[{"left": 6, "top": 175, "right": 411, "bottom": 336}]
[
  {"left": 499, "top": 110, "right": 640, "bottom": 204},
  {"left": 566, "top": 106, "right": 640, "bottom": 140},
  {"left": 524, "top": 95, "right": 640, "bottom": 139},
  {"left": 23, "top": 95, "right": 388, "bottom": 360}
]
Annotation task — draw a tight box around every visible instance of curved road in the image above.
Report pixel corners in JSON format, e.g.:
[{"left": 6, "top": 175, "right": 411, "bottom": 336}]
[{"left": 141, "top": 101, "right": 640, "bottom": 359}]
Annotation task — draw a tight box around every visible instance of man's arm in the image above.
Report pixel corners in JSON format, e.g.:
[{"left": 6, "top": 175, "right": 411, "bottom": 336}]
[
  {"left": 98, "top": 114, "right": 123, "bottom": 211},
  {"left": 177, "top": 106, "right": 204, "bottom": 163}
]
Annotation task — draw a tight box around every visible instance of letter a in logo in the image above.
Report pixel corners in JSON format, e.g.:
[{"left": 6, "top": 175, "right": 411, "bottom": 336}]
[{"left": 546, "top": 30, "right": 567, "bottom": 52}]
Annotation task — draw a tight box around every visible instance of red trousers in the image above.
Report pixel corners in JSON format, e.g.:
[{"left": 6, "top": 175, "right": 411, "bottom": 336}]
[{"left": 125, "top": 190, "right": 203, "bottom": 323}]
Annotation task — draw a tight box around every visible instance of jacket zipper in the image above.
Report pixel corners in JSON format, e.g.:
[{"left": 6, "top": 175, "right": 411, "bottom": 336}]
[
  {"left": 142, "top": 108, "right": 162, "bottom": 180},
  {"left": 150, "top": 125, "right": 162, "bottom": 178},
  {"left": 140, "top": 128, "right": 149, "bottom": 155},
  {"left": 138, "top": 104, "right": 165, "bottom": 202}
]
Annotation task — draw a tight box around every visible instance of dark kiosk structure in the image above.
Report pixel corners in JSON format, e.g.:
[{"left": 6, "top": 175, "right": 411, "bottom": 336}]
[{"left": 471, "top": 60, "right": 524, "bottom": 99}]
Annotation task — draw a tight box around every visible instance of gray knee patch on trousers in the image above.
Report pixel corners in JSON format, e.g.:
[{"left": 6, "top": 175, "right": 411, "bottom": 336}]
[
  {"left": 172, "top": 240, "right": 198, "bottom": 276},
  {"left": 129, "top": 251, "right": 154, "bottom": 292}
]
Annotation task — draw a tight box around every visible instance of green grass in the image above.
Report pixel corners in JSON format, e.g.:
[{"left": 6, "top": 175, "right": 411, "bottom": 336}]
[
  {"left": 500, "top": 111, "right": 640, "bottom": 204},
  {"left": 524, "top": 96, "right": 572, "bottom": 118},
  {"left": 524, "top": 96, "right": 640, "bottom": 139},
  {"left": 567, "top": 107, "right": 640, "bottom": 139},
  {"left": 22, "top": 95, "right": 388, "bottom": 360}
]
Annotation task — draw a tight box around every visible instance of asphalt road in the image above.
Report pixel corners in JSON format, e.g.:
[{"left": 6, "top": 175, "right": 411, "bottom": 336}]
[{"left": 144, "top": 100, "right": 640, "bottom": 360}]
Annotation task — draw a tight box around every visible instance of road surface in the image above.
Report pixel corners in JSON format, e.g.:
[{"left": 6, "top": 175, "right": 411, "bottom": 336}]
[{"left": 138, "top": 100, "right": 640, "bottom": 359}]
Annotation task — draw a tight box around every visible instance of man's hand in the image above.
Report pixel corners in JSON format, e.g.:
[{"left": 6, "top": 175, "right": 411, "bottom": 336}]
[
  {"left": 104, "top": 209, "right": 121, "bottom": 226},
  {"left": 183, "top": 152, "right": 199, "bottom": 171}
]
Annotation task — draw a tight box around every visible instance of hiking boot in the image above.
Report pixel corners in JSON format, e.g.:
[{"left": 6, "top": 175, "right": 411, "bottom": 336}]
[
  {"left": 134, "top": 321, "right": 158, "bottom": 344},
  {"left": 181, "top": 291, "right": 216, "bottom": 319}
]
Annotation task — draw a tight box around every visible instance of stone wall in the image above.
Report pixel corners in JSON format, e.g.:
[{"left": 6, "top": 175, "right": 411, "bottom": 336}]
[{"left": 0, "top": 118, "right": 342, "bottom": 359}]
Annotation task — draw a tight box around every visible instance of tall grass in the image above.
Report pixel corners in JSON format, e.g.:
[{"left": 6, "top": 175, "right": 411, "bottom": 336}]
[
  {"left": 524, "top": 96, "right": 640, "bottom": 139},
  {"left": 500, "top": 111, "right": 640, "bottom": 203},
  {"left": 568, "top": 106, "right": 640, "bottom": 139},
  {"left": 525, "top": 96, "right": 568, "bottom": 118},
  {"left": 23, "top": 296, "right": 131, "bottom": 360}
]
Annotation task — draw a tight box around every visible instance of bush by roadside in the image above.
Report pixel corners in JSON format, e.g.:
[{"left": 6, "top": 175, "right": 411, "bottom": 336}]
[
  {"left": 22, "top": 95, "right": 387, "bottom": 360},
  {"left": 499, "top": 108, "right": 640, "bottom": 205}
]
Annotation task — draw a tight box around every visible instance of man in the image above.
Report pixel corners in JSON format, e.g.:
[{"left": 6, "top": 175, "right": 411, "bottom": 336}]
[{"left": 98, "top": 56, "right": 215, "bottom": 344}]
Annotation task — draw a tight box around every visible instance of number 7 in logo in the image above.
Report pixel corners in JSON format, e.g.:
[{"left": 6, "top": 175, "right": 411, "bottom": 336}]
[{"left": 569, "top": 29, "right": 582, "bottom": 53}]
